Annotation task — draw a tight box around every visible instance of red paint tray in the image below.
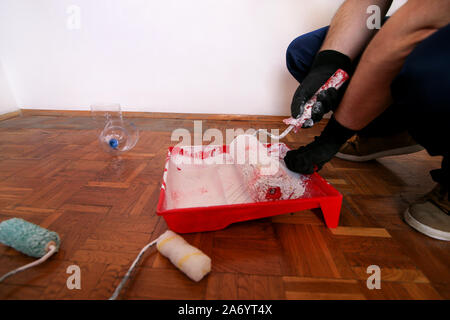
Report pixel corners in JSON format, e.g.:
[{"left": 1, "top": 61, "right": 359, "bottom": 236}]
[{"left": 156, "top": 143, "right": 342, "bottom": 233}]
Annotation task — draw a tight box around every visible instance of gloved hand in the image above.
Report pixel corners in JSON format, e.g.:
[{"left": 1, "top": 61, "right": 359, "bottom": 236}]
[
  {"left": 284, "top": 116, "right": 355, "bottom": 174},
  {"left": 291, "top": 50, "right": 352, "bottom": 127}
]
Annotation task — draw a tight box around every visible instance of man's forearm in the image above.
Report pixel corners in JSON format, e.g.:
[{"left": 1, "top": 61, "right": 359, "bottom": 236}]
[
  {"left": 334, "top": 0, "right": 450, "bottom": 131},
  {"left": 320, "top": 0, "right": 392, "bottom": 60}
]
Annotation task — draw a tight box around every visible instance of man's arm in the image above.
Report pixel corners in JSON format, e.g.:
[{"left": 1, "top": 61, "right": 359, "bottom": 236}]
[
  {"left": 334, "top": 0, "right": 450, "bottom": 130},
  {"left": 320, "top": 0, "right": 393, "bottom": 60},
  {"left": 289, "top": 0, "right": 392, "bottom": 124}
]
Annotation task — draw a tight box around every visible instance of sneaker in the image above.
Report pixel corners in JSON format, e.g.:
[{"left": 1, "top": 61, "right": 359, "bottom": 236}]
[
  {"left": 404, "top": 184, "right": 450, "bottom": 241},
  {"left": 335, "top": 131, "right": 424, "bottom": 162}
]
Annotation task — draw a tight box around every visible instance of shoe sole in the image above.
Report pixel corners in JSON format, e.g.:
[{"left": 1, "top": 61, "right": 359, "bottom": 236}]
[
  {"left": 404, "top": 208, "right": 450, "bottom": 241},
  {"left": 335, "top": 145, "right": 424, "bottom": 162}
]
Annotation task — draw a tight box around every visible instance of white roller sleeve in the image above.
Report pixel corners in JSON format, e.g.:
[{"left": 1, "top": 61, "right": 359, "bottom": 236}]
[{"left": 156, "top": 230, "right": 211, "bottom": 282}]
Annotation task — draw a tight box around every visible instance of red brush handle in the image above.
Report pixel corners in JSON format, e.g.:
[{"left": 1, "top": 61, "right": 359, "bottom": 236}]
[
  {"left": 302, "top": 69, "right": 350, "bottom": 113},
  {"left": 283, "top": 69, "right": 349, "bottom": 131}
]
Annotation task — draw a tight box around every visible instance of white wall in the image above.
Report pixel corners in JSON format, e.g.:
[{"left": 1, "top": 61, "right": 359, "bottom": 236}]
[
  {"left": 0, "top": 0, "right": 406, "bottom": 116},
  {"left": 0, "top": 59, "right": 18, "bottom": 115}
]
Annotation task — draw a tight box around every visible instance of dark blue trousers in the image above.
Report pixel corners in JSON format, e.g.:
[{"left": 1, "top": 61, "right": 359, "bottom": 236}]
[{"left": 286, "top": 24, "right": 450, "bottom": 187}]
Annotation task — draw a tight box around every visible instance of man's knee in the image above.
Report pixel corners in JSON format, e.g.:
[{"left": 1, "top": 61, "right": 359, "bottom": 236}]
[
  {"left": 286, "top": 26, "right": 328, "bottom": 83},
  {"left": 286, "top": 36, "right": 311, "bottom": 82}
]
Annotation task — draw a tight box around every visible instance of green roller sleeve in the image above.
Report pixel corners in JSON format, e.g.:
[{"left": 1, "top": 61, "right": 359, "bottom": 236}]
[{"left": 0, "top": 218, "right": 60, "bottom": 258}]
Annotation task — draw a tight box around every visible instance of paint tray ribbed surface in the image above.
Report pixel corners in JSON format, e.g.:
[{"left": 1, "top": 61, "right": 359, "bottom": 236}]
[{"left": 156, "top": 137, "right": 342, "bottom": 233}]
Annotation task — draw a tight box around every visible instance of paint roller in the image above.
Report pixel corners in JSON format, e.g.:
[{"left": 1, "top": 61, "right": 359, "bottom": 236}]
[
  {"left": 0, "top": 218, "right": 60, "bottom": 283},
  {"left": 0, "top": 218, "right": 209, "bottom": 299},
  {"left": 228, "top": 134, "right": 307, "bottom": 202},
  {"left": 110, "top": 230, "right": 211, "bottom": 300}
]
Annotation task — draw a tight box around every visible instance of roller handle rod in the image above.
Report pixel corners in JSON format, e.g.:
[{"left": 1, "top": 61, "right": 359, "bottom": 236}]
[{"left": 109, "top": 238, "right": 158, "bottom": 300}]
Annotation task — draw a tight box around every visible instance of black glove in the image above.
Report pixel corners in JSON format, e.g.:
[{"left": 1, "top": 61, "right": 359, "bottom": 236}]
[
  {"left": 284, "top": 116, "right": 355, "bottom": 174},
  {"left": 291, "top": 50, "right": 352, "bottom": 127}
]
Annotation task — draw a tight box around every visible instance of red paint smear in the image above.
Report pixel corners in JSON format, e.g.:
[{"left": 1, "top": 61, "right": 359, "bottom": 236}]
[{"left": 265, "top": 187, "right": 282, "bottom": 200}]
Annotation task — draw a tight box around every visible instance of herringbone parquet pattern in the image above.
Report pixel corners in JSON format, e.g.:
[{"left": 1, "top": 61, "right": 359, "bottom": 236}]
[{"left": 0, "top": 111, "right": 448, "bottom": 300}]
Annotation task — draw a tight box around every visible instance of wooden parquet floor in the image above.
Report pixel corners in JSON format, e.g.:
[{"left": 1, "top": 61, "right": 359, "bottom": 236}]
[{"left": 0, "top": 112, "right": 448, "bottom": 300}]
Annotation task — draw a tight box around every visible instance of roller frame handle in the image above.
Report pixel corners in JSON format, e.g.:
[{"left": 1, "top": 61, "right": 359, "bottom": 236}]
[{"left": 283, "top": 69, "right": 350, "bottom": 131}]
